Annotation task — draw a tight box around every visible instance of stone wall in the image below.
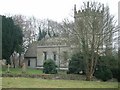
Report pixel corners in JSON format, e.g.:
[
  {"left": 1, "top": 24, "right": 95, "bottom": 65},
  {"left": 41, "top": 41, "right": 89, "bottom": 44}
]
[{"left": 37, "top": 45, "right": 71, "bottom": 68}]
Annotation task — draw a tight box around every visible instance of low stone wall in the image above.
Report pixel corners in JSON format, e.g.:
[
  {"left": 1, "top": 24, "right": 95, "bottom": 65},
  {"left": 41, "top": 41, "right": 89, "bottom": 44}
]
[{"left": 2, "top": 73, "right": 86, "bottom": 80}]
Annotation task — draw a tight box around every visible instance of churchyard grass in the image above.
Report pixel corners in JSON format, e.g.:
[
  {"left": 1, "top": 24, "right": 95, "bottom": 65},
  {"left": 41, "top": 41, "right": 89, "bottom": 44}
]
[
  {"left": 2, "top": 67, "right": 43, "bottom": 75},
  {"left": 2, "top": 67, "right": 67, "bottom": 75},
  {"left": 1, "top": 67, "right": 119, "bottom": 88},
  {"left": 2, "top": 77, "right": 119, "bottom": 88}
]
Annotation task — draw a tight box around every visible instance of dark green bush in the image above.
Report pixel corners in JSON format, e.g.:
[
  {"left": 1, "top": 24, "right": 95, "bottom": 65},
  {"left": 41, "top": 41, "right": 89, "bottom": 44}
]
[
  {"left": 43, "top": 59, "right": 57, "bottom": 74},
  {"left": 118, "top": 68, "right": 120, "bottom": 82},
  {"left": 111, "top": 67, "right": 120, "bottom": 82},
  {"left": 111, "top": 68, "right": 118, "bottom": 78},
  {"left": 67, "top": 52, "right": 85, "bottom": 74},
  {"left": 97, "top": 55, "right": 119, "bottom": 81},
  {"left": 94, "top": 65, "right": 112, "bottom": 81}
]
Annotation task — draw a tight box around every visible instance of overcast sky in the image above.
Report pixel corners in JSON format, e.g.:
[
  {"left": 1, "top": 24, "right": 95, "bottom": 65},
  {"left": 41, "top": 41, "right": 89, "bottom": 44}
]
[{"left": 0, "top": 0, "right": 119, "bottom": 23}]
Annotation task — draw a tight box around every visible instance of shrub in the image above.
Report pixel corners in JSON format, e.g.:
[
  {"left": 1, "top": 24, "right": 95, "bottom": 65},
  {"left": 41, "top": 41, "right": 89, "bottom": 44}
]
[
  {"left": 67, "top": 52, "right": 85, "bottom": 74},
  {"left": 97, "top": 55, "right": 119, "bottom": 81},
  {"left": 43, "top": 59, "right": 57, "bottom": 74},
  {"left": 94, "top": 65, "right": 112, "bottom": 81},
  {"left": 111, "top": 57, "right": 120, "bottom": 82},
  {"left": 118, "top": 68, "right": 120, "bottom": 82},
  {"left": 111, "top": 67, "right": 120, "bottom": 82},
  {"left": 111, "top": 68, "right": 118, "bottom": 78}
]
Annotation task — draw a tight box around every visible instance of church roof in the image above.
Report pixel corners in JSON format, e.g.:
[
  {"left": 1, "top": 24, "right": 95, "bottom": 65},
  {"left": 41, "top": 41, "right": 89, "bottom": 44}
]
[
  {"left": 24, "top": 37, "right": 73, "bottom": 58},
  {"left": 37, "top": 37, "right": 70, "bottom": 46},
  {"left": 24, "top": 41, "right": 37, "bottom": 58}
]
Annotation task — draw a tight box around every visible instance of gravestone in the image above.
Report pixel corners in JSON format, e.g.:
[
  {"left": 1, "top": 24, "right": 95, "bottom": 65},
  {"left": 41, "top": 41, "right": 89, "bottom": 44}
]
[
  {"left": 22, "top": 63, "right": 26, "bottom": 73},
  {"left": 7, "top": 64, "right": 10, "bottom": 73}
]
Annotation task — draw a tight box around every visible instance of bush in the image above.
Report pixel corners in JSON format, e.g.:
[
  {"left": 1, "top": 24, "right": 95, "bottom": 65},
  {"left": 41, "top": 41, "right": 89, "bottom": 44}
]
[
  {"left": 94, "top": 65, "right": 112, "bottom": 81},
  {"left": 111, "top": 67, "right": 120, "bottom": 82},
  {"left": 97, "top": 55, "right": 120, "bottom": 81},
  {"left": 67, "top": 52, "right": 85, "bottom": 74},
  {"left": 111, "top": 68, "right": 118, "bottom": 78},
  {"left": 118, "top": 68, "right": 120, "bottom": 82},
  {"left": 43, "top": 59, "right": 57, "bottom": 74}
]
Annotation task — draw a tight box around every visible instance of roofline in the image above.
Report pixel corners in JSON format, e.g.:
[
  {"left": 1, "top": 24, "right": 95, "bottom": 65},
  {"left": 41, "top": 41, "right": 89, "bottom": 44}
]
[
  {"left": 37, "top": 45, "right": 70, "bottom": 48},
  {"left": 24, "top": 57, "right": 37, "bottom": 58}
]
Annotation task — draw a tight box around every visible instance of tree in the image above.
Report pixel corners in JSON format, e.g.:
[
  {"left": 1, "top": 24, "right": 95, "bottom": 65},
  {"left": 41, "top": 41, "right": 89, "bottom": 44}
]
[
  {"left": 37, "top": 27, "right": 46, "bottom": 41},
  {"left": 2, "top": 15, "right": 23, "bottom": 64},
  {"left": 74, "top": 2, "right": 116, "bottom": 81},
  {"left": 65, "top": 2, "right": 116, "bottom": 81},
  {"left": 13, "top": 24, "right": 23, "bottom": 67},
  {"left": 12, "top": 15, "right": 38, "bottom": 51}
]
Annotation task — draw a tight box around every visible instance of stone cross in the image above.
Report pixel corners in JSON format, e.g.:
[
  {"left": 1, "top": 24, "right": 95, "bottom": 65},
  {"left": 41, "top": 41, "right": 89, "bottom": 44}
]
[
  {"left": 22, "top": 63, "right": 26, "bottom": 73},
  {"left": 7, "top": 64, "right": 10, "bottom": 73}
]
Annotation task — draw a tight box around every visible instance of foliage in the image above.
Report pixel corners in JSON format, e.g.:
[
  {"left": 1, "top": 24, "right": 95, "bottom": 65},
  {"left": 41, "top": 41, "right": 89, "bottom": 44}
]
[
  {"left": 37, "top": 19, "right": 60, "bottom": 41},
  {"left": 98, "top": 56, "right": 118, "bottom": 69},
  {"left": 43, "top": 59, "right": 57, "bottom": 74},
  {"left": 2, "top": 15, "right": 23, "bottom": 64},
  {"left": 111, "top": 68, "right": 120, "bottom": 82},
  {"left": 12, "top": 15, "right": 39, "bottom": 51},
  {"left": 94, "top": 65, "right": 112, "bottom": 81},
  {"left": 94, "top": 55, "right": 120, "bottom": 81},
  {"left": 67, "top": 52, "right": 85, "bottom": 74},
  {"left": 38, "top": 27, "right": 47, "bottom": 41},
  {"left": 99, "top": 56, "right": 117, "bottom": 69},
  {"left": 96, "top": 55, "right": 120, "bottom": 81},
  {"left": 110, "top": 57, "right": 120, "bottom": 82}
]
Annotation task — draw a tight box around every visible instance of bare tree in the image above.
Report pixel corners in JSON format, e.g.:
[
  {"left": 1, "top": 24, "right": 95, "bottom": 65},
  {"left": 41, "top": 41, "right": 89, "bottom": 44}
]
[
  {"left": 62, "top": 2, "right": 116, "bottom": 81},
  {"left": 74, "top": 2, "right": 116, "bottom": 81},
  {"left": 12, "top": 15, "right": 38, "bottom": 67},
  {"left": 12, "top": 15, "right": 38, "bottom": 51}
]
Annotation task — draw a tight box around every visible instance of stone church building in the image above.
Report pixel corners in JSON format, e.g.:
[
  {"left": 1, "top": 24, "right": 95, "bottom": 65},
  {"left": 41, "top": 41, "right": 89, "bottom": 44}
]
[
  {"left": 24, "top": 36, "right": 77, "bottom": 68},
  {"left": 24, "top": 5, "right": 80, "bottom": 69},
  {"left": 24, "top": 4, "right": 82, "bottom": 69}
]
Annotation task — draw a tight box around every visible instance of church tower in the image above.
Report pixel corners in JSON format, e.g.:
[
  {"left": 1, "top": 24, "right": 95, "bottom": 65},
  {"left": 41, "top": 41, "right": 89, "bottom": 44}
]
[
  {"left": 118, "top": 1, "right": 120, "bottom": 25},
  {"left": 118, "top": 1, "right": 120, "bottom": 58}
]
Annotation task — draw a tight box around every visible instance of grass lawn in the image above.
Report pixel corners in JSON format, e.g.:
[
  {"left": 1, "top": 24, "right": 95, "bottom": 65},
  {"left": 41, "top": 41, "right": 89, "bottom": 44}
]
[
  {"left": 1, "top": 67, "right": 119, "bottom": 88},
  {"left": 2, "top": 67, "right": 43, "bottom": 75},
  {"left": 2, "top": 77, "right": 119, "bottom": 88},
  {"left": 2, "top": 67, "right": 66, "bottom": 75}
]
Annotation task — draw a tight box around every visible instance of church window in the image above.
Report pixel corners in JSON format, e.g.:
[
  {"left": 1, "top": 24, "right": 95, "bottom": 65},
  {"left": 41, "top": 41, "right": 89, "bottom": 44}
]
[
  {"left": 53, "top": 52, "right": 56, "bottom": 61},
  {"left": 43, "top": 51, "right": 47, "bottom": 60}
]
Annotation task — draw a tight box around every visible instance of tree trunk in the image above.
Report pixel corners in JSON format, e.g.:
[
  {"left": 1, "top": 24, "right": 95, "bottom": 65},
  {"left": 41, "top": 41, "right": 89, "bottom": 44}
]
[
  {"left": 86, "top": 58, "right": 94, "bottom": 81},
  {"left": 87, "top": 60, "right": 94, "bottom": 80},
  {"left": 19, "top": 53, "right": 21, "bottom": 67},
  {"left": 86, "top": 65, "right": 93, "bottom": 81},
  {"left": 86, "top": 73, "right": 93, "bottom": 81}
]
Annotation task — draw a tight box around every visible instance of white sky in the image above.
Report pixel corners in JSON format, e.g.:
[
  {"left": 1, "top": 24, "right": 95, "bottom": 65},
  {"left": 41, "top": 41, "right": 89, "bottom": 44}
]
[{"left": 0, "top": 0, "right": 119, "bottom": 23}]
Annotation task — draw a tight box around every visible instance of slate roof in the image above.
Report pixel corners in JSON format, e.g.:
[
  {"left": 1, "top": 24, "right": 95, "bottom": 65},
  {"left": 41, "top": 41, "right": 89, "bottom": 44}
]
[
  {"left": 24, "top": 41, "right": 37, "bottom": 58},
  {"left": 24, "top": 37, "right": 72, "bottom": 58}
]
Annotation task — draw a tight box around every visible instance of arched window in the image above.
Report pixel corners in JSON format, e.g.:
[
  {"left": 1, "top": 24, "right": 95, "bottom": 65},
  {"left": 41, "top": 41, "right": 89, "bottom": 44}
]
[
  {"left": 53, "top": 52, "right": 57, "bottom": 61},
  {"left": 43, "top": 51, "right": 47, "bottom": 60},
  {"left": 28, "top": 60, "right": 30, "bottom": 66}
]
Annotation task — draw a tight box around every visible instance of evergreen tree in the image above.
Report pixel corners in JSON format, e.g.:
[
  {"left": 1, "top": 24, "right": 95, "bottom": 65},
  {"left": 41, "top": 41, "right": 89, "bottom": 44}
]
[
  {"left": 2, "top": 15, "right": 23, "bottom": 64},
  {"left": 38, "top": 27, "right": 46, "bottom": 41}
]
